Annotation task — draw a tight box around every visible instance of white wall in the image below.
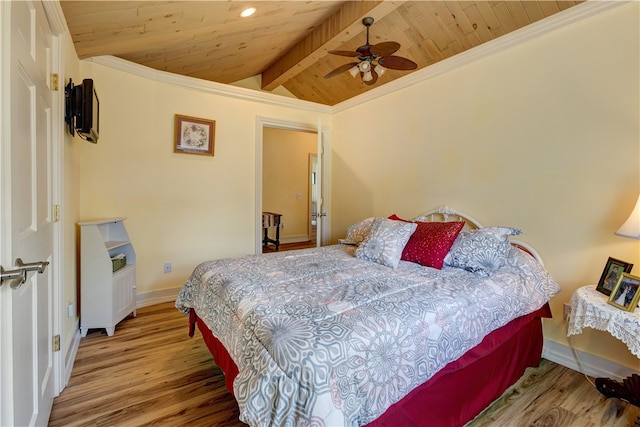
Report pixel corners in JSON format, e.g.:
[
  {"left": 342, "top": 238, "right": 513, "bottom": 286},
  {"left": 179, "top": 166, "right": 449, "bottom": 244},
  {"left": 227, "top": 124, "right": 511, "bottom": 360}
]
[
  {"left": 330, "top": 2, "right": 639, "bottom": 370},
  {"left": 60, "top": 16, "right": 83, "bottom": 373},
  {"left": 76, "top": 61, "right": 330, "bottom": 301}
]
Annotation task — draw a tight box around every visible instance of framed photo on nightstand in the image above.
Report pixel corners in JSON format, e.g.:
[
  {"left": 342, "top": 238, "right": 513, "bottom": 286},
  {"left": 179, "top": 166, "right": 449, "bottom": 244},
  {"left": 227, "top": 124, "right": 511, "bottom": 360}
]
[
  {"left": 608, "top": 273, "right": 640, "bottom": 312},
  {"left": 596, "top": 257, "right": 633, "bottom": 296}
]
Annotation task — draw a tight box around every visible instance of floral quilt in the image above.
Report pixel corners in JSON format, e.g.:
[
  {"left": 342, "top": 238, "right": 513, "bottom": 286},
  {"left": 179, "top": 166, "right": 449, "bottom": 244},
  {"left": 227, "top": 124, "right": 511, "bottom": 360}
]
[{"left": 175, "top": 244, "right": 559, "bottom": 427}]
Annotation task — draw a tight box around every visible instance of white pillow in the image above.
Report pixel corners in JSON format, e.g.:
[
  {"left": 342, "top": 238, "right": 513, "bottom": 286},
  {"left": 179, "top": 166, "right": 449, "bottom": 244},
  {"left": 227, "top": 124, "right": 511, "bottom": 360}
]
[
  {"left": 355, "top": 217, "right": 417, "bottom": 268},
  {"left": 444, "top": 226, "right": 522, "bottom": 276}
]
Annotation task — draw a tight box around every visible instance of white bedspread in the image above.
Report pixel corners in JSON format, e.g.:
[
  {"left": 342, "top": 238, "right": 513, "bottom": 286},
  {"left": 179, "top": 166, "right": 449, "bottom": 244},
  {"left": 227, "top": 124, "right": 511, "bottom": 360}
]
[{"left": 176, "top": 244, "right": 559, "bottom": 427}]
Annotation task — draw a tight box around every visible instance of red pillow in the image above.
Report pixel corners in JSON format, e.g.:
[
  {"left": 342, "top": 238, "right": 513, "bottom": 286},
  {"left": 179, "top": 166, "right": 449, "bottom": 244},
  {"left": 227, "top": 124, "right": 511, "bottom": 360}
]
[{"left": 388, "top": 214, "right": 465, "bottom": 269}]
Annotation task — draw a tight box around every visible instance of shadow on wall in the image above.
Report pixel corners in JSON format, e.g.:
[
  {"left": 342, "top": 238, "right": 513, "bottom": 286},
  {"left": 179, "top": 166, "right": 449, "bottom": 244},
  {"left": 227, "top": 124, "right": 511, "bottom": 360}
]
[{"left": 329, "top": 152, "right": 374, "bottom": 243}]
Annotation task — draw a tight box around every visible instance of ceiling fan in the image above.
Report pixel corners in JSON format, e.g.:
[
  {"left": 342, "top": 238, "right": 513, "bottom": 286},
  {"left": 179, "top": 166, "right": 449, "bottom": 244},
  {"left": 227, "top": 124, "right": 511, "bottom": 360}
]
[{"left": 324, "top": 17, "right": 418, "bottom": 85}]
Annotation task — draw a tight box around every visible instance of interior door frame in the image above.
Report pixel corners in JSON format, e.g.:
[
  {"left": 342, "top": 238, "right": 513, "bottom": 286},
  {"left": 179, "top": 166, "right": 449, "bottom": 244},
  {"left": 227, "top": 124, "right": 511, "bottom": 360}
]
[
  {"left": 42, "top": 0, "right": 66, "bottom": 397},
  {"left": 255, "top": 116, "right": 330, "bottom": 254}
]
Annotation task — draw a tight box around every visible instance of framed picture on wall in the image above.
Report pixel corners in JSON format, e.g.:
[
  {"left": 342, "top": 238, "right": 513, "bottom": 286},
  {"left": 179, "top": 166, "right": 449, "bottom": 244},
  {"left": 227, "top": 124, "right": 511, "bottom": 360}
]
[
  {"left": 596, "top": 257, "right": 633, "bottom": 296},
  {"left": 608, "top": 273, "right": 640, "bottom": 312},
  {"left": 174, "top": 114, "right": 215, "bottom": 156}
]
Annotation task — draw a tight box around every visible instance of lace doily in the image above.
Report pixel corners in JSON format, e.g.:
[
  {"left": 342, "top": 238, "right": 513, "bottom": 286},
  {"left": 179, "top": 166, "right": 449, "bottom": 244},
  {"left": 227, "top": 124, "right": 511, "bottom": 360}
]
[{"left": 567, "top": 285, "right": 640, "bottom": 358}]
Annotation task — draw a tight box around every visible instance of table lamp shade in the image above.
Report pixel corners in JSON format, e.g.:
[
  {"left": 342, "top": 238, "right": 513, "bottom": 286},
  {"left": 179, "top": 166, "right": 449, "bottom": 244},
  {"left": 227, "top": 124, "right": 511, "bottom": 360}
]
[{"left": 615, "top": 194, "right": 640, "bottom": 239}]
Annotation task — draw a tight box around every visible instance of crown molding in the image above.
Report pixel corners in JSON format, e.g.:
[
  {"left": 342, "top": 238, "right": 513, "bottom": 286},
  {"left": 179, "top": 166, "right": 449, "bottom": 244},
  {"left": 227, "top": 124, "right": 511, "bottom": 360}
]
[
  {"left": 87, "top": 0, "right": 627, "bottom": 116},
  {"left": 87, "top": 55, "right": 332, "bottom": 114},
  {"left": 332, "top": 0, "right": 630, "bottom": 113}
]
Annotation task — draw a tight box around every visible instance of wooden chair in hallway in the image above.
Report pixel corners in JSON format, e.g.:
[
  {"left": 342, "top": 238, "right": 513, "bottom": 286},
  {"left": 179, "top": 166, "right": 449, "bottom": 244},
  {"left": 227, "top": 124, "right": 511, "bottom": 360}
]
[{"left": 262, "top": 212, "right": 281, "bottom": 251}]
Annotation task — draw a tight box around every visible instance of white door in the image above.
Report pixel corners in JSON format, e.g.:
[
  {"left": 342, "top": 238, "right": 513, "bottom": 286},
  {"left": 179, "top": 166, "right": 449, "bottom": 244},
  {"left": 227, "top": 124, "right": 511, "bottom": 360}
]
[
  {"left": 308, "top": 154, "right": 318, "bottom": 245},
  {"left": 0, "top": 1, "right": 56, "bottom": 425},
  {"left": 315, "top": 119, "right": 324, "bottom": 247}
]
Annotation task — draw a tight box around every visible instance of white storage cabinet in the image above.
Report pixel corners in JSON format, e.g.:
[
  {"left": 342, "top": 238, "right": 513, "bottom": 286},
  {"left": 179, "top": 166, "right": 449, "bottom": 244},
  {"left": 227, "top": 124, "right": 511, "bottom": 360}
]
[{"left": 78, "top": 218, "right": 137, "bottom": 337}]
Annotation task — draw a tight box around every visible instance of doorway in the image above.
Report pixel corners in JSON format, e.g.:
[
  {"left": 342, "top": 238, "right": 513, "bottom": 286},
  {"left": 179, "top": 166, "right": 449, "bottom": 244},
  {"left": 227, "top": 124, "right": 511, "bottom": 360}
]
[
  {"left": 262, "top": 127, "right": 316, "bottom": 250},
  {"left": 255, "top": 117, "right": 328, "bottom": 254}
]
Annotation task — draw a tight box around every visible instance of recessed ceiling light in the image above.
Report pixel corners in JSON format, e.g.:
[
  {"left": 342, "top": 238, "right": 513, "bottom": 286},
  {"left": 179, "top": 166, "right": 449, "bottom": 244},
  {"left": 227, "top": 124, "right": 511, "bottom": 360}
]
[{"left": 240, "top": 7, "right": 256, "bottom": 18}]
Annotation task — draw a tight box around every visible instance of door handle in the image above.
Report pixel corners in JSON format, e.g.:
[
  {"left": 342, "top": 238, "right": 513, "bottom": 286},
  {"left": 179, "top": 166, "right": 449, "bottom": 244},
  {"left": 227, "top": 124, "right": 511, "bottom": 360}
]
[
  {"left": 15, "top": 258, "right": 49, "bottom": 274},
  {"left": 0, "top": 258, "right": 49, "bottom": 289},
  {"left": 0, "top": 266, "right": 27, "bottom": 289}
]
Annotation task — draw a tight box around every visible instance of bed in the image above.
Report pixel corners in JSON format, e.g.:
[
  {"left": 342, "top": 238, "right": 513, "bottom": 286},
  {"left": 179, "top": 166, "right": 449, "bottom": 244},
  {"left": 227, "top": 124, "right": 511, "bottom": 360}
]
[{"left": 176, "top": 206, "right": 560, "bottom": 426}]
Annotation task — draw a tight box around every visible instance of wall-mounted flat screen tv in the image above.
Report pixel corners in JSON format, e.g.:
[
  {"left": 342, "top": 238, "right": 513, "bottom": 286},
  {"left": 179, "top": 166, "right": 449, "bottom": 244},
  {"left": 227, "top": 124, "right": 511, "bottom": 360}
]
[{"left": 65, "top": 78, "right": 99, "bottom": 143}]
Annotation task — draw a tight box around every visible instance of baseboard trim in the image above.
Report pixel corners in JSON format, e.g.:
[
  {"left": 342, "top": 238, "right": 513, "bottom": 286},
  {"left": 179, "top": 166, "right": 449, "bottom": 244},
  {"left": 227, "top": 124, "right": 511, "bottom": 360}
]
[
  {"left": 543, "top": 338, "right": 637, "bottom": 381},
  {"left": 280, "top": 235, "right": 310, "bottom": 244},
  {"left": 64, "top": 325, "right": 81, "bottom": 388},
  {"left": 136, "top": 287, "right": 181, "bottom": 308}
]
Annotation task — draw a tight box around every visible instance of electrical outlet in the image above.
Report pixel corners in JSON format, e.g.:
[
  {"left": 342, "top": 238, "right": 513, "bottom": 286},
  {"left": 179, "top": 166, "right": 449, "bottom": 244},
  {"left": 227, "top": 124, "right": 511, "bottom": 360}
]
[
  {"left": 164, "top": 262, "right": 172, "bottom": 273},
  {"left": 563, "top": 303, "right": 572, "bottom": 320}
]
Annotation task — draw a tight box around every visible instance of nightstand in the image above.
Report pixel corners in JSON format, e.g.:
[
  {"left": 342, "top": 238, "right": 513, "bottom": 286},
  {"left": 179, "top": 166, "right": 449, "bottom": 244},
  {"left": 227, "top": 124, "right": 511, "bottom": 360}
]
[{"left": 567, "top": 285, "right": 640, "bottom": 407}]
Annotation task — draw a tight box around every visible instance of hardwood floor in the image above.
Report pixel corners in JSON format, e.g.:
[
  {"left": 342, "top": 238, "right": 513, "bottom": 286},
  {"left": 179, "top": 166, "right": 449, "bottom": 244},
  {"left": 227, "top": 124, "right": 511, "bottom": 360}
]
[
  {"left": 262, "top": 240, "right": 316, "bottom": 253},
  {"left": 49, "top": 303, "right": 244, "bottom": 427},
  {"left": 467, "top": 360, "right": 640, "bottom": 427},
  {"left": 50, "top": 302, "right": 640, "bottom": 427}
]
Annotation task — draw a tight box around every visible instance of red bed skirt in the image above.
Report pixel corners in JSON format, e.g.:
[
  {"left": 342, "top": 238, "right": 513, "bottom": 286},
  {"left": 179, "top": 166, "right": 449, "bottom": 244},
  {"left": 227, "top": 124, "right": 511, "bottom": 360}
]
[{"left": 189, "top": 303, "right": 552, "bottom": 426}]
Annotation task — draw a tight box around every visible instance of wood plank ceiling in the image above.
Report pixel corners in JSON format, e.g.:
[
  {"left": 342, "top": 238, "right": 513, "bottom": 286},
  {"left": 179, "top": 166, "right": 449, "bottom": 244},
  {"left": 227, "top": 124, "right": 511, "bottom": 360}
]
[{"left": 60, "top": 1, "right": 583, "bottom": 106}]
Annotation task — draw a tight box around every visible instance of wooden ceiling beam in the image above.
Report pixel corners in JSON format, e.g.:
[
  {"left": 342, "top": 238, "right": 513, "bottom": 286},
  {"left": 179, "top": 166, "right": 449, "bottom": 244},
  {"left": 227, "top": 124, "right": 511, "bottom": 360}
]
[{"left": 261, "top": 1, "right": 404, "bottom": 91}]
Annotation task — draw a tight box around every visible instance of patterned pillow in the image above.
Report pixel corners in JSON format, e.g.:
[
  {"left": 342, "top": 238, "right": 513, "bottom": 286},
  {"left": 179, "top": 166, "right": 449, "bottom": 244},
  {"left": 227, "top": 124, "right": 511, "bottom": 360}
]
[
  {"left": 445, "top": 226, "right": 522, "bottom": 276},
  {"left": 355, "top": 217, "right": 417, "bottom": 268},
  {"left": 344, "top": 217, "right": 375, "bottom": 245},
  {"left": 388, "top": 214, "right": 465, "bottom": 269}
]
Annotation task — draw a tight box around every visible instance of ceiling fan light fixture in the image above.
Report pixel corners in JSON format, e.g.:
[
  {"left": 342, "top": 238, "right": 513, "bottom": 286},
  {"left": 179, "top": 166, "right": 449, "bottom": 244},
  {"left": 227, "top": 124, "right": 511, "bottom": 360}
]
[
  {"left": 240, "top": 7, "right": 256, "bottom": 18},
  {"left": 325, "top": 16, "right": 417, "bottom": 85},
  {"left": 358, "top": 61, "right": 371, "bottom": 72}
]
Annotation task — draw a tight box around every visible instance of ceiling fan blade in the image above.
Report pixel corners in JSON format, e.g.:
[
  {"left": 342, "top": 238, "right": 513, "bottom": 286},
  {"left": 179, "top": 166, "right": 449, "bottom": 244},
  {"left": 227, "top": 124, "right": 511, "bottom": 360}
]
[
  {"left": 328, "top": 50, "right": 359, "bottom": 57},
  {"left": 378, "top": 55, "right": 418, "bottom": 70},
  {"left": 371, "top": 41, "right": 400, "bottom": 56},
  {"left": 324, "top": 62, "right": 359, "bottom": 79},
  {"left": 364, "top": 69, "right": 378, "bottom": 86}
]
